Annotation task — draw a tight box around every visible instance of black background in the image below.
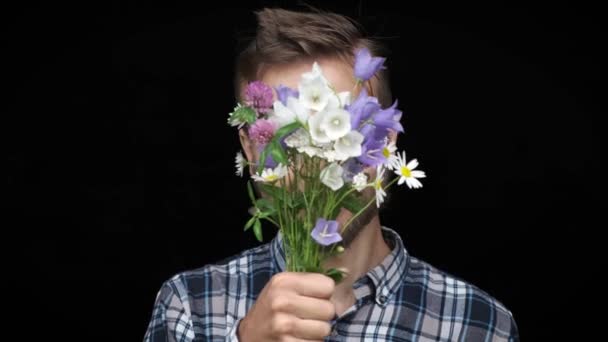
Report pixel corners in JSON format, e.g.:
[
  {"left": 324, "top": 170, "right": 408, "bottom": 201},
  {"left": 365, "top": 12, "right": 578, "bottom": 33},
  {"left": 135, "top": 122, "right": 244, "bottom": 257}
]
[{"left": 5, "top": 1, "right": 603, "bottom": 340}]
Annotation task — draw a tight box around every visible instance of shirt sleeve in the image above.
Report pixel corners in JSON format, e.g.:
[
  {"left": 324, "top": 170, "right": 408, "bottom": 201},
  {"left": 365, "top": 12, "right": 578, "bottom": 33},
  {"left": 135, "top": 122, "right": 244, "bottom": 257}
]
[
  {"left": 143, "top": 281, "right": 196, "bottom": 342},
  {"left": 226, "top": 318, "right": 244, "bottom": 342},
  {"left": 508, "top": 312, "right": 520, "bottom": 342}
]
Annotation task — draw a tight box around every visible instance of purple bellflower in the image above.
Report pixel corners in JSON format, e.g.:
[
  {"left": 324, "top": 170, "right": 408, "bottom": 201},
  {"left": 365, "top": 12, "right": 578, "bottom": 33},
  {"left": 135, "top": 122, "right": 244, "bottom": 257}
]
[
  {"left": 311, "top": 218, "right": 342, "bottom": 246},
  {"left": 354, "top": 48, "right": 386, "bottom": 82},
  {"left": 275, "top": 84, "right": 299, "bottom": 106},
  {"left": 346, "top": 89, "right": 380, "bottom": 129}
]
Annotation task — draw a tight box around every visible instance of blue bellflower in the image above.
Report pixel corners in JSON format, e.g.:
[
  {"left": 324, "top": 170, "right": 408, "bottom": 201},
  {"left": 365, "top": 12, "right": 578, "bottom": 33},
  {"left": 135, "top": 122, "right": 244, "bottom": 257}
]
[
  {"left": 275, "top": 84, "right": 299, "bottom": 106},
  {"left": 354, "top": 48, "right": 386, "bottom": 82},
  {"left": 311, "top": 218, "right": 342, "bottom": 246}
]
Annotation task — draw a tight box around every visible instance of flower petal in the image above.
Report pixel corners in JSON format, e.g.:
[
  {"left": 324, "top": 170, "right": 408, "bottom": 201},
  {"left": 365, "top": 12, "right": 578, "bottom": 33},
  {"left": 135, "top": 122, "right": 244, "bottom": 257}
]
[
  {"left": 411, "top": 170, "right": 426, "bottom": 178},
  {"left": 407, "top": 158, "right": 419, "bottom": 170}
]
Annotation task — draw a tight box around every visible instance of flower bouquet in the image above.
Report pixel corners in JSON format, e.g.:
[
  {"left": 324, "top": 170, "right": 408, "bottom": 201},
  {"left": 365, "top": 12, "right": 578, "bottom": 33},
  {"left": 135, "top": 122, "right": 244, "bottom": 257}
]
[{"left": 229, "top": 48, "right": 425, "bottom": 283}]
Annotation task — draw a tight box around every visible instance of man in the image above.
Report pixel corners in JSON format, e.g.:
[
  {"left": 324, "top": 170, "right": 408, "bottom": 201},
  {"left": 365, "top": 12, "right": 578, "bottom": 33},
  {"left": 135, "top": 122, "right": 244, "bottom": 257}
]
[{"left": 144, "top": 8, "right": 519, "bottom": 341}]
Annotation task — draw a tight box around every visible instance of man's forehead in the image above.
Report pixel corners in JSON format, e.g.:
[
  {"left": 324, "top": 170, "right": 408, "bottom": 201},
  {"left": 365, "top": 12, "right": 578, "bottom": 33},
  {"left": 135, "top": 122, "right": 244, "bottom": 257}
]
[{"left": 259, "top": 58, "right": 356, "bottom": 94}]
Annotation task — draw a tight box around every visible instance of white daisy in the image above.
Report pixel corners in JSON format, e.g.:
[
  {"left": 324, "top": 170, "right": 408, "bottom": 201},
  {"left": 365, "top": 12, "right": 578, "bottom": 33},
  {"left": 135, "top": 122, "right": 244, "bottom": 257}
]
[
  {"left": 235, "top": 151, "right": 247, "bottom": 177},
  {"left": 252, "top": 164, "right": 288, "bottom": 183},
  {"left": 374, "top": 166, "right": 387, "bottom": 208},
  {"left": 352, "top": 172, "right": 369, "bottom": 192},
  {"left": 392, "top": 151, "right": 426, "bottom": 189},
  {"left": 382, "top": 141, "right": 398, "bottom": 169}
]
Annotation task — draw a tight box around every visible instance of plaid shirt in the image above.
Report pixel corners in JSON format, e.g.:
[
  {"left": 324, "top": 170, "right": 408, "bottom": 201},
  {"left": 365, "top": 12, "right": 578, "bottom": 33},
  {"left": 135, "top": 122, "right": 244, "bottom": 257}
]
[{"left": 144, "top": 227, "right": 519, "bottom": 341}]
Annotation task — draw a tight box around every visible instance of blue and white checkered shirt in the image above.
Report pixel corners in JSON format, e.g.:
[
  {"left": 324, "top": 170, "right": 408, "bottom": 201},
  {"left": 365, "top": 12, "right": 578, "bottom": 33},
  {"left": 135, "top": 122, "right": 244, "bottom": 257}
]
[{"left": 144, "top": 227, "right": 519, "bottom": 341}]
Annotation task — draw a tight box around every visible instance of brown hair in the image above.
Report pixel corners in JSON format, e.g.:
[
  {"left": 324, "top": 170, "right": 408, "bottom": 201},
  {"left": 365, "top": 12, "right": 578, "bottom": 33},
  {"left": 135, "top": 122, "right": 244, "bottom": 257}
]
[{"left": 234, "top": 8, "right": 392, "bottom": 107}]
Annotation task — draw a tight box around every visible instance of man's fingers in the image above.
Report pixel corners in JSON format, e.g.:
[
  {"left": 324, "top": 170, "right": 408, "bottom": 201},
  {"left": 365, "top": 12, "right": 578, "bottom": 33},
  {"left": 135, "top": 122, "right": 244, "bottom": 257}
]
[
  {"left": 291, "top": 318, "right": 332, "bottom": 340},
  {"left": 288, "top": 273, "right": 335, "bottom": 298},
  {"left": 270, "top": 272, "right": 335, "bottom": 298},
  {"left": 290, "top": 295, "right": 336, "bottom": 321}
]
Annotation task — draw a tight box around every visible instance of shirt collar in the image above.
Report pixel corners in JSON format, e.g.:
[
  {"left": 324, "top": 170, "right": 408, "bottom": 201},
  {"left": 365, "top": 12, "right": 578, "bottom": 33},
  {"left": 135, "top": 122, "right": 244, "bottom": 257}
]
[
  {"left": 364, "top": 226, "right": 409, "bottom": 305},
  {"left": 270, "top": 226, "right": 409, "bottom": 306}
]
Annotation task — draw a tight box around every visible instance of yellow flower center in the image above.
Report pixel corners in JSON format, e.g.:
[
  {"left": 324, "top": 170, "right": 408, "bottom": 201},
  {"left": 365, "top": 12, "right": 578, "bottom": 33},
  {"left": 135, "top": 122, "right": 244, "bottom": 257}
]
[
  {"left": 400, "top": 166, "right": 412, "bottom": 178},
  {"left": 382, "top": 147, "right": 391, "bottom": 158},
  {"left": 375, "top": 179, "right": 383, "bottom": 189},
  {"left": 266, "top": 174, "right": 278, "bottom": 181}
]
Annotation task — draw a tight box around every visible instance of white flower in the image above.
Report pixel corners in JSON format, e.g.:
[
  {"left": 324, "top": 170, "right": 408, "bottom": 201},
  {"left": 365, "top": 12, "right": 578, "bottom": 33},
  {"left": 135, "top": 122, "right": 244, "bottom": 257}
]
[
  {"left": 338, "top": 92, "right": 351, "bottom": 107},
  {"left": 319, "top": 108, "right": 351, "bottom": 140},
  {"left": 298, "top": 145, "right": 325, "bottom": 158},
  {"left": 321, "top": 149, "right": 340, "bottom": 162},
  {"left": 320, "top": 162, "right": 344, "bottom": 191},
  {"left": 235, "top": 151, "right": 246, "bottom": 177},
  {"left": 270, "top": 101, "right": 296, "bottom": 128},
  {"left": 374, "top": 166, "right": 387, "bottom": 207},
  {"left": 334, "top": 131, "right": 364, "bottom": 160},
  {"left": 308, "top": 110, "right": 332, "bottom": 144},
  {"left": 326, "top": 91, "right": 352, "bottom": 109},
  {"left": 299, "top": 75, "right": 332, "bottom": 112},
  {"left": 287, "top": 97, "right": 310, "bottom": 123},
  {"left": 382, "top": 141, "right": 398, "bottom": 169},
  {"left": 392, "top": 151, "right": 426, "bottom": 189},
  {"left": 252, "top": 164, "right": 288, "bottom": 183},
  {"left": 284, "top": 128, "right": 310, "bottom": 148},
  {"left": 352, "top": 172, "right": 368, "bottom": 191},
  {"left": 301, "top": 62, "right": 329, "bottom": 84}
]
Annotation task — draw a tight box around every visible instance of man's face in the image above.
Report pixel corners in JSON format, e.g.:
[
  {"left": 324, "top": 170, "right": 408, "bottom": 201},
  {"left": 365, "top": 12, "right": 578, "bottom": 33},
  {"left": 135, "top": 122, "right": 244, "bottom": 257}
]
[{"left": 240, "top": 57, "right": 382, "bottom": 247}]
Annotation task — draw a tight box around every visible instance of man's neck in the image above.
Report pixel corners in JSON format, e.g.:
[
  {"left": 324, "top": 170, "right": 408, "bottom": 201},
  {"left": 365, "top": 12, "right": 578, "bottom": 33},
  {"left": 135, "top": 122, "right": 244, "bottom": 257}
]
[{"left": 322, "top": 215, "right": 392, "bottom": 315}]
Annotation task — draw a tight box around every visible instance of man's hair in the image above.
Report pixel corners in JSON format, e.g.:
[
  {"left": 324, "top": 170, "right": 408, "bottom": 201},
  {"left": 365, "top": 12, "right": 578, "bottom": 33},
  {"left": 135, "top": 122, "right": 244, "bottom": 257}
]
[{"left": 234, "top": 8, "right": 392, "bottom": 107}]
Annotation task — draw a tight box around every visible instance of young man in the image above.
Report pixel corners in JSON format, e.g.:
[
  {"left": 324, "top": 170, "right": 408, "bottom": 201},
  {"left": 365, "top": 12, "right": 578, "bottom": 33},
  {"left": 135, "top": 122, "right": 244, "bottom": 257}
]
[{"left": 144, "top": 8, "right": 519, "bottom": 342}]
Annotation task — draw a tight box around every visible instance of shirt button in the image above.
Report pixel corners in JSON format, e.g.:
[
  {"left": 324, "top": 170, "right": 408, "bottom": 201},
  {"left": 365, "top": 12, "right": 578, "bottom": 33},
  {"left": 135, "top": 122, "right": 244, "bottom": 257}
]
[
  {"left": 331, "top": 328, "right": 338, "bottom": 337},
  {"left": 378, "top": 295, "right": 388, "bottom": 304}
]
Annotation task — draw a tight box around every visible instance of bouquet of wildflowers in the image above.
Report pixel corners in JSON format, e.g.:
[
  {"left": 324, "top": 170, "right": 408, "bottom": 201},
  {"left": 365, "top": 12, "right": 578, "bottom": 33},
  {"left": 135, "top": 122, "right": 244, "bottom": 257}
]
[{"left": 229, "top": 48, "right": 425, "bottom": 282}]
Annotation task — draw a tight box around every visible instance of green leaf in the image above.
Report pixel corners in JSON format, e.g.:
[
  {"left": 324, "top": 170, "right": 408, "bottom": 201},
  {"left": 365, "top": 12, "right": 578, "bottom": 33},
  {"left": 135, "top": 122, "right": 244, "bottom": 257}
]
[
  {"left": 258, "top": 211, "right": 274, "bottom": 219},
  {"left": 287, "top": 193, "right": 305, "bottom": 209},
  {"left": 325, "top": 268, "right": 345, "bottom": 283},
  {"left": 253, "top": 219, "right": 263, "bottom": 242},
  {"left": 247, "top": 181, "right": 256, "bottom": 204},
  {"left": 255, "top": 198, "right": 274, "bottom": 210},
  {"left": 274, "top": 122, "right": 301, "bottom": 140},
  {"left": 269, "top": 141, "right": 288, "bottom": 165},
  {"left": 244, "top": 216, "right": 256, "bottom": 231},
  {"left": 258, "top": 183, "right": 282, "bottom": 199},
  {"left": 228, "top": 105, "right": 257, "bottom": 126},
  {"left": 257, "top": 148, "right": 268, "bottom": 174},
  {"left": 255, "top": 122, "right": 300, "bottom": 173}
]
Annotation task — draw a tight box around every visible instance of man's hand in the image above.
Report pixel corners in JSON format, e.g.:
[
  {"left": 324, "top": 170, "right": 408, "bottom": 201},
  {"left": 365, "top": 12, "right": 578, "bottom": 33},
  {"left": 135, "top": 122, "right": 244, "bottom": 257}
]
[{"left": 237, "top": 272, "right": 336, "bottom": 342}]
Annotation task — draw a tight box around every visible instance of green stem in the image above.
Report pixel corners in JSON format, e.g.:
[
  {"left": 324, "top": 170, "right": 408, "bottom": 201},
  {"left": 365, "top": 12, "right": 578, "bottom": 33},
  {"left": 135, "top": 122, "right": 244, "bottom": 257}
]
[
  {"left": 329, "top": 187, "right": 358, "bottom": 214},
  {"left": 341, "top": 176, "right": 400, "bottom": 232},
  {"left": 263, "top": 217, "right": 279, "bottom": 227}
]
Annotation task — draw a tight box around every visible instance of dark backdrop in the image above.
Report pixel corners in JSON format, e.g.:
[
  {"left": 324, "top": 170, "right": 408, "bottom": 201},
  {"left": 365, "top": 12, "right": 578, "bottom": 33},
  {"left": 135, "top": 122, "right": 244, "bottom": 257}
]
[{"left": 6, "top": 1, "right": 603, "bottom": 340}]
